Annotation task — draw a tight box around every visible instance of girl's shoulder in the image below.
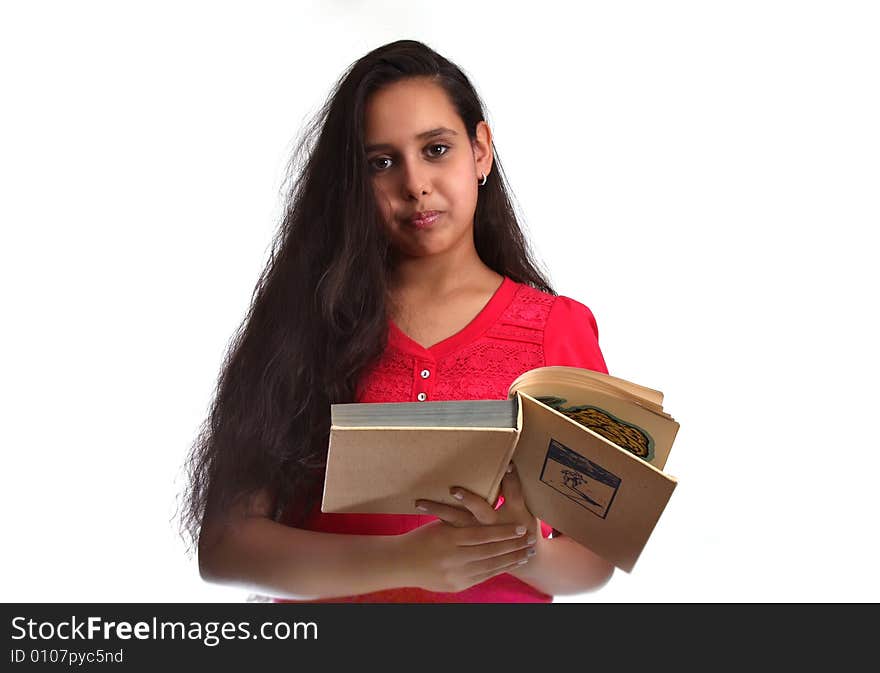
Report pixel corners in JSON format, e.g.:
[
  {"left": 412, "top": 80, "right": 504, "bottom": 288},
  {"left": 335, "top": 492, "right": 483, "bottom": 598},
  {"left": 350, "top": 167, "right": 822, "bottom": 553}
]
[
  {"left": 505, "top": 279, "right": 599, "bottom": 338},
  {"left": 507, "top": 280, "right": 607, "bottom": 374}
]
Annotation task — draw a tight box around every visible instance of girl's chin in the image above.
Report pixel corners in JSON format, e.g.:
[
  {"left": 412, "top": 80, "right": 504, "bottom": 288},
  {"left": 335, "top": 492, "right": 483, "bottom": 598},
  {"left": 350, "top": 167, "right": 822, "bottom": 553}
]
[{"left": 393, "top": 239, "right": 456, "bottom": 257}]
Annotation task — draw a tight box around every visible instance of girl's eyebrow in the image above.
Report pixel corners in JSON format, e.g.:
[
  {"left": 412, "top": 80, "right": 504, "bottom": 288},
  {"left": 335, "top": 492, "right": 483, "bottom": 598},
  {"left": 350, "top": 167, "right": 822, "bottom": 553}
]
[{"left": 365, "top": 127, "right": 458, "bottom": 153}]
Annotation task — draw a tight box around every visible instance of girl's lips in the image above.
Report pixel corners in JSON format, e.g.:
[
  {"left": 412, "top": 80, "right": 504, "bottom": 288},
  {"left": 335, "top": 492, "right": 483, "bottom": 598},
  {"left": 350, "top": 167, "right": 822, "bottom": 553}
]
[{"left": 408, "top": 212, "right": 442, "bottom": 229}]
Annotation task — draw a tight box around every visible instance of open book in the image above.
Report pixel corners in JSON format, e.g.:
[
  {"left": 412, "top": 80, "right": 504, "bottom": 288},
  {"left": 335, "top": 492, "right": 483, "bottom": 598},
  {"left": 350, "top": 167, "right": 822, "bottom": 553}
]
[{"left": 322, "top": 366, "right": 679, "bottom": 572}]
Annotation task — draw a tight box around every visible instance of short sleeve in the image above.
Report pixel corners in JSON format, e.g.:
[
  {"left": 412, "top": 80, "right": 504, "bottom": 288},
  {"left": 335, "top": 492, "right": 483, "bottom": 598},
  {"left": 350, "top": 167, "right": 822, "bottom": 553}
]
[{"left": 543, "top": 296, "right": 609, "bottom": 374}]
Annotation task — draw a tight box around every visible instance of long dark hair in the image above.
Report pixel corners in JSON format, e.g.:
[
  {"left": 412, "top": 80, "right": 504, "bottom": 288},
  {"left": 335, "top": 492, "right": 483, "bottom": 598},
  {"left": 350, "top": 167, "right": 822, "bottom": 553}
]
[{"left": 177, "top": 39, "right": 555, "bottom": 556}]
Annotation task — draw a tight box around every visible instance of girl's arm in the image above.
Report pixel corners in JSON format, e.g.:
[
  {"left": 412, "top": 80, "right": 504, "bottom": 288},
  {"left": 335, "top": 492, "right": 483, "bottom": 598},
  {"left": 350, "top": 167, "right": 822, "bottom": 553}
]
[
  {"left": 199, "top": 514, "right": 405, "bottom": 600},
  {"left": 198, "top": 489, "right": 534, "bottom": 600},
  {"left": 506, "top": 527, "right": 615, "bottom": 596}
]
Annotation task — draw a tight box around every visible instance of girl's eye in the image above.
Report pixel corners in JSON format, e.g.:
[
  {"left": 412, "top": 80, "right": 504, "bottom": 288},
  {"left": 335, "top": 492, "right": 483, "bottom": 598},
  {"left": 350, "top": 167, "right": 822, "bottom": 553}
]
[
  {"left": 426, "top": 143, "right": 449, "bottom": 157},
  {"left": 369, "top": 157, "right": 392, "bottom": 172}
]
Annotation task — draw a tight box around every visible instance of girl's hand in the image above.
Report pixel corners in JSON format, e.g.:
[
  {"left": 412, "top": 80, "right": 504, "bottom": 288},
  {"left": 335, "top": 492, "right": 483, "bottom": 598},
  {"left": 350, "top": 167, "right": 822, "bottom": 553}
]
[
  {"left": 417, "top": 462, "right": 539, "bottom": 540},
  {"left": 408, "top": 462, "right": 541, "bottom": 590},
  {"left": 395, "top": 519, "right": 535, "bottom": 593}
]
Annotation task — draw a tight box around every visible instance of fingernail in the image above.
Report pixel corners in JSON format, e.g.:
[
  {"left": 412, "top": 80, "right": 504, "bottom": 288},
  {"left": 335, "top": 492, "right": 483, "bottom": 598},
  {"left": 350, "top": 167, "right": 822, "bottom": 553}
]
[
  {"left": 451, "top": 490, "right": 464, "bottom": 500},
  {"left": 516, "top": 525, "right": 527, "bottom": 535},
  {"left": 527, "top": 548, "right": 537, "bottom": 557},
  {"left": 506, "top": 463, "right": 514, "bottom": 473},
  {"left": 527, "top": 536, "right": 536, "bottom": 545},
  {"left": 415, "top": 503, "right": 428, "bottom": 512},
  {"left": 518, "top": 558, "right": 529, "bottom": 565}
]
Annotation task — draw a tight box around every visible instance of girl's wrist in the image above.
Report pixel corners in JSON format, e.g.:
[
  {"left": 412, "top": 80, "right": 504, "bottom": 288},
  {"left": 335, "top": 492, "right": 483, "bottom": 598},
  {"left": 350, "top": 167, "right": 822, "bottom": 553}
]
[{"left": 377, "top": 530, "right": 419, "bottom": 590}]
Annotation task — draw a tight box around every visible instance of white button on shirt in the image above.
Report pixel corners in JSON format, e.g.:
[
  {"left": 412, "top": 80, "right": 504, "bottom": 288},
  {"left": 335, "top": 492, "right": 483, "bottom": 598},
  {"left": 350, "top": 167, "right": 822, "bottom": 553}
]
[
  {"left": 420, "top": 369, "right": 430, "bottom": 379},
  {"left": 417, "top": 392, "right": 427, "bottom": 401}
]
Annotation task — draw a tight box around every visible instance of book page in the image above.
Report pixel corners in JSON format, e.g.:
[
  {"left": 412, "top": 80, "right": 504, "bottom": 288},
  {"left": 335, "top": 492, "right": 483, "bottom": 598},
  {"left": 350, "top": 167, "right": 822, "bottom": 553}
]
[
  {"left": 331, "top": 398, "right": 518, "bottom": 428},
  {"left": 510, "top": 376, "right": 679, "bottom": 471},
  {"left": 510, "top": 366, "right": 666, "bottom": 409}
]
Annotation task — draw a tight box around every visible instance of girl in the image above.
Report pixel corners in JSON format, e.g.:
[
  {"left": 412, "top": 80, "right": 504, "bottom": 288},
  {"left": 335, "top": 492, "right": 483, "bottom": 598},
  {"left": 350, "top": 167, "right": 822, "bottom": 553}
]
[{"left": 180, "top": 39, "right": 615, "bottom": 603}]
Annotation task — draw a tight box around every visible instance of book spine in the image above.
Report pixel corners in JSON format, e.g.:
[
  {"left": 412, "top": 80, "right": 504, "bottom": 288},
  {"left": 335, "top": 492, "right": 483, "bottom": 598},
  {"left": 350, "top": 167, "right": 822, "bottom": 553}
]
[{"left": 487, "top": 393, "right": 523, "bottom": 505}]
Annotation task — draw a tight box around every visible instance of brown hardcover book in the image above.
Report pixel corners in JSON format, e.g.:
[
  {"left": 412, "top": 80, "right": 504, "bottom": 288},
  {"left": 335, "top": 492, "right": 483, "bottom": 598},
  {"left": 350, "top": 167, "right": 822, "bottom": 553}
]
[{"left": 322, "top": 366, "right": 679, "bottom": 572}]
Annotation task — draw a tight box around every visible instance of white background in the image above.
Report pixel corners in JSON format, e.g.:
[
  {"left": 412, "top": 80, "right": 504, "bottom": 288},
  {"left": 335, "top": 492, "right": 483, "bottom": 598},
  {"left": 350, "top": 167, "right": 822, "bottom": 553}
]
[{"left": 2, "top": 1, "right": 877, "bottom": 603}]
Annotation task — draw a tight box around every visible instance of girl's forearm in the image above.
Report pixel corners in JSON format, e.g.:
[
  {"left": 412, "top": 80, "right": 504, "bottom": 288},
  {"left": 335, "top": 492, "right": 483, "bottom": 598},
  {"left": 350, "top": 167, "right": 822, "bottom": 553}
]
[
  {"left": 508, "top": 533, "right": 615, "bottom": 596},
  {"left": 199, "top": 516, "right": 406, "bottom": 600},
  {"left": 199, "top": 515, "right": 614, "bottom": 600}
]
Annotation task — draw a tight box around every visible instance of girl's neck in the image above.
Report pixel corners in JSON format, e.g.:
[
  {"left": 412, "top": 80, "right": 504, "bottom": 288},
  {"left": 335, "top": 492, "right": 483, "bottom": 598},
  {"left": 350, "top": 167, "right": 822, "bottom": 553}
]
[{"left": 388, "top": 243, "right": 500, "bottom": 301}]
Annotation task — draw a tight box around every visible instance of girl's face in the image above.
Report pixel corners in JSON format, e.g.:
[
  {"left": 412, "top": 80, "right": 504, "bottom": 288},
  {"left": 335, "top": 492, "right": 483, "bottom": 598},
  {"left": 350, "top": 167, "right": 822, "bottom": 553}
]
[{"left": 364, "top": 77, "right": 493, "bottom": 261}]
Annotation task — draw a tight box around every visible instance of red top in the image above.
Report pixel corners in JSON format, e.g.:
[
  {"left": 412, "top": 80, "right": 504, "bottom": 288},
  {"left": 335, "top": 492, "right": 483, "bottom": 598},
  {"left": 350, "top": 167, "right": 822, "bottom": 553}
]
[{"left": 273, "top": 276, "right": 609, "bottom": 603}]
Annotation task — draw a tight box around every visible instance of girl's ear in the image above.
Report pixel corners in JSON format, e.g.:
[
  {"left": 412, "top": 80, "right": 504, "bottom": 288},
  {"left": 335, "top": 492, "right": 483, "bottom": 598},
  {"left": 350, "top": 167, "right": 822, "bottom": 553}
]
[{"left": 473, "top": 120, "right": 494, "bottom": 177}]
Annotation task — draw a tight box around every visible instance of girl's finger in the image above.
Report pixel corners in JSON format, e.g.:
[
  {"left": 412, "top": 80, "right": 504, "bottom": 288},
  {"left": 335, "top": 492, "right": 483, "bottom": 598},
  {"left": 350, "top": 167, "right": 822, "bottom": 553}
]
[
  {"left": 459, "top": 536, "right": 535, "bottom": 565},
  {"left": 464, "top": 549, "right": 533, "bottom": 584},
  {"left": 454, "top": 523, "right": 529, "bottom": 546},
  {"left": 414, "top": 499, "right": 477, "bottom": 527},
  {"left": 500, "top": 462, "right": 524, "bottom": 504},
  {"left": 467, "top": 561, "right": 527, "bottom": 586},
  {"left": 449, "top": 486, "right": 497, "bottom": 525}
]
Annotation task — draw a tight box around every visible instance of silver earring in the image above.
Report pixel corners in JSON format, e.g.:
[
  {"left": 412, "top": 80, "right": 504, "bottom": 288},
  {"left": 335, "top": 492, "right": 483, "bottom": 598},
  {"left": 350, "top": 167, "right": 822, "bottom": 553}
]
[{"left": 479, "top": 172, "right": 488, "bottom": 186}]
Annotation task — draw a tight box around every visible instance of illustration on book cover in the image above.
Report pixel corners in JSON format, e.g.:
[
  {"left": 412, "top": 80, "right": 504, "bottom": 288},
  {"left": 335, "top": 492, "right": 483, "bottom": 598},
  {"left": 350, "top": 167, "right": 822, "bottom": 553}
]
[
  {"left": 539, "top": 438, "right": 621, "bottom": 519},
  {"left": 535, "top": 396, "right": 655, "bottom": 463}
]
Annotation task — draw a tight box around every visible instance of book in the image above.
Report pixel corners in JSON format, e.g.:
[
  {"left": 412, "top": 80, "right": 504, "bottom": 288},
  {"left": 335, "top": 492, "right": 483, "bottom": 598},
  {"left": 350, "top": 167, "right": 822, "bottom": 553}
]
[{"left": 321, "top": 366, "right": 679, "bottom": 572}]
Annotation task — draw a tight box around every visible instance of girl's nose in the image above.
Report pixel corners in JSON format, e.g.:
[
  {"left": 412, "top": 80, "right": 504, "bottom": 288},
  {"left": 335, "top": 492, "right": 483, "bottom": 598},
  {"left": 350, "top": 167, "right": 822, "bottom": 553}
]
[{"left": 400, "top": 159, "right": 430, "bottom": 198}]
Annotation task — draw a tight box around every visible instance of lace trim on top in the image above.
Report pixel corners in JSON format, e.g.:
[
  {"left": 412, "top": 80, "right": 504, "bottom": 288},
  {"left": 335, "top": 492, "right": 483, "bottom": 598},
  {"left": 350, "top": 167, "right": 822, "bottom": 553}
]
[{"left": 358, "top": 278, "right": 557, "bottom": 403}]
